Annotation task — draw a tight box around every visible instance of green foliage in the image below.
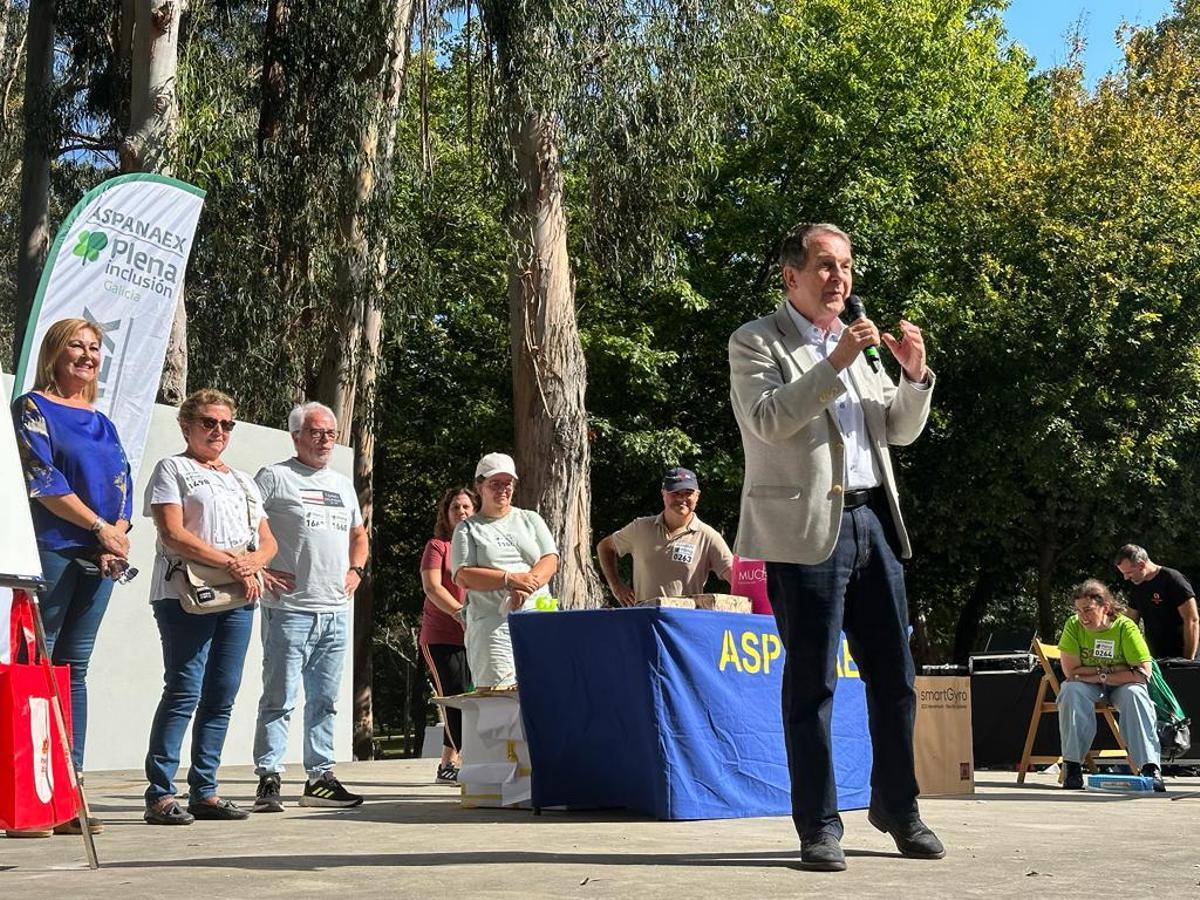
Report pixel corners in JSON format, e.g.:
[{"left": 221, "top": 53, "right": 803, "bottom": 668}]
[
  {"left": 174, "top": 0, "right": 417, "bottom": 425},
  {"left": 7, "top": 0, "right": 1200, "bottom": 725},
  {"left": 582, "top": 0, "right": 1033, "bottom": 566},
  {"left": 475, "top": 1, "right": 767, "bottom": 276},
  {"left": 905, "top": 3, "right": 1200, "bottom": 645}
]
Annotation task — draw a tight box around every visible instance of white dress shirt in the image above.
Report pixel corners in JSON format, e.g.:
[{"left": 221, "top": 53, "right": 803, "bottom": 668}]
[{"left": 785, "top": 303, "right": 881, "bottom": 491}]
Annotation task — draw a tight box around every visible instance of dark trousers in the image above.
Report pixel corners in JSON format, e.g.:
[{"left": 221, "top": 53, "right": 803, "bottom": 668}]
[
  {"left": 767, "top": 498, "right": 919, "bottom": 841},
  {"left": 422, "top": 643, "right": 471, "bottom": 750}
]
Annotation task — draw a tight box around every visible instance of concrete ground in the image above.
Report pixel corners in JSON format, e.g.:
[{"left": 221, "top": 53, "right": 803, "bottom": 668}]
[{"left": 2, "top": 761, "right": 1198, "bottom": 898}]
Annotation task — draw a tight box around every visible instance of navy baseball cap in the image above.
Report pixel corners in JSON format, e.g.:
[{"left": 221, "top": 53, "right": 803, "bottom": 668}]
[{"left": 662, "top": 467, "right": 699, "bottom": 492}]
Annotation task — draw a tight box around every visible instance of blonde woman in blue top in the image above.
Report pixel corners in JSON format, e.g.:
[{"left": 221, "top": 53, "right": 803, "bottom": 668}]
[
  {"left": 11, "top": 318, "right": 133, "bottom": 836},
  {"left": 1057, "top": 578, "right": 1163, "bottom": 791}
]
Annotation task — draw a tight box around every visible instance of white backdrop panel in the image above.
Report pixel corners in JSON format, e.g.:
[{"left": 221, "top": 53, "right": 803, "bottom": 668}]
[{"left": 38, "top": 394, "right": 355, "bottom": 774}]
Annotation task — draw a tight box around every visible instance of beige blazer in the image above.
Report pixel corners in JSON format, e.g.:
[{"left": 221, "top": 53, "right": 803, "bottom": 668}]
[{"left": 728, "top": 302, "right": 934, "bottom": 565}]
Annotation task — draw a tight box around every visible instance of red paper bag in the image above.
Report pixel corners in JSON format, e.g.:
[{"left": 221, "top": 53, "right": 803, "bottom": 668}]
[
  {"left": 0, "top": 592, "right": 77, "bottom": 830},
  {"left": 732, "top": 556, "right": 773, "bottom": 615}
]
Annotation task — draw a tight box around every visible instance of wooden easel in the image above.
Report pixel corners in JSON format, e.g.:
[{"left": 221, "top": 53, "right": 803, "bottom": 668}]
[{"left": 9, "top": 587, "right": 100, "bottom": 868}]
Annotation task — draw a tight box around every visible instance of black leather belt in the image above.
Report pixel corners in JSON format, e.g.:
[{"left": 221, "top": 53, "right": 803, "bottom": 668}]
[{"left": 843, "top": 486, "right": 882, "bottom": 509}]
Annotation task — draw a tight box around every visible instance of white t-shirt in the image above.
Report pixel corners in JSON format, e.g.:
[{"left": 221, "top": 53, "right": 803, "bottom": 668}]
[
  {"left": 255, "top": 458, "right": 363, "bottom": 613},
  {"left": 144, "top": 454, "right": 266, "bottom": 604}
]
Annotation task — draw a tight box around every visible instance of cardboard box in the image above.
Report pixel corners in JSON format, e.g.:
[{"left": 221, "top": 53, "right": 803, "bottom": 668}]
[
  {"left": 913, "top": 675, "right": 975, "bottom": 796},
  {"left": 637, "top": 597, "right": 696, "bottom": 609},
  {"left": 434, "top": 691, "right": 530, "bottom": 808},
  {"left": 690, "top": 593, "right": 752, "bottom": 614}
]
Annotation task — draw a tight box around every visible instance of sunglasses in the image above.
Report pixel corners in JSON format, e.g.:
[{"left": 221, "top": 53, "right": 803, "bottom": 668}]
[{"left": 192, "top": 416, "right": 236, "bottom": 433}]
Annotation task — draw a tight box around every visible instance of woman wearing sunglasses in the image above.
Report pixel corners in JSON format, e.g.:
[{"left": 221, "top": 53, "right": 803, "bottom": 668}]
[{"left": 142, "top": 389, "right": 277, "bottom": 825}]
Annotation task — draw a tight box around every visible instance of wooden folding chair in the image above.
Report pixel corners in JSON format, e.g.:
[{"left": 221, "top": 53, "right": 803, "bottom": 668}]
[{"left": 1016, "top": 639, "right": 1136, "bottom": 783}]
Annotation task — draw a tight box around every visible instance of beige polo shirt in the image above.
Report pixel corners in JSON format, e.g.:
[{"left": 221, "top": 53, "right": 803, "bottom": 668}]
[{"left": 609, "top": 513, "right": 734, "bottom": 602}]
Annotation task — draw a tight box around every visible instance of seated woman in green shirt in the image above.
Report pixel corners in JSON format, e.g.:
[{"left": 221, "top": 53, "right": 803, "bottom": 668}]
[{"left": 1057, "top": 579, "right": 1163, "bottom": 791}]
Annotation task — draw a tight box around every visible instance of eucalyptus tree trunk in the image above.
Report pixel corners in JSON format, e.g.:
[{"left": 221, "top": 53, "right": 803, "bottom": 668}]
[
  {"left": 257, "top": 0, "right": 290, "bottom": 157},
  {"left": 506, "top": 112, "right": 602, "bottom": 608},
  {"left": 256, "top": 0, "right": 318, "bottom": 349},
  {"left": 12, "top": 0, "right": 53, "bottom": 362},
  {"left": 0, "top": 3, "right": 9, "bottom": 87},
  {"left": 310, "top": 0, "right": 415, "bottom": 759},
  {"left": 476, "top": 0, "right": 602, "bottom": 608},
  {"left": 120, "top": 0, "right": 186, "bottom": 404}
]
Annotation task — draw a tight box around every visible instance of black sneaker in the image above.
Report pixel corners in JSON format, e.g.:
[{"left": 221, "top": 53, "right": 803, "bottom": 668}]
[
  {"left": 254, "top": 773, "right": 284, "bottom": 813},
  {"left": 1063, "top": 761, "right": 1084, "bottom": 790},
  {"left": 1140, "top": 764, "right": 1166, "bottom": 793},
  {"left": 298, "top": 772, "right": 363, "bottom": 808},
  {"left": 435, "top": 763, "right": 459, "bottom": 785}
]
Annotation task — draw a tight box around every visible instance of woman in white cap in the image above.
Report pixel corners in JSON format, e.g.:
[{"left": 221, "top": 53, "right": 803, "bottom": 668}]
[{"left": 450, "top": 452, "right": 558, "bottom": 687}]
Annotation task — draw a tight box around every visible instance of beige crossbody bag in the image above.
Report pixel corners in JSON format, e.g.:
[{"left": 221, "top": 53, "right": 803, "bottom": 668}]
[{"left": 169, "top": 468, "right": 262, "bottom": 615}]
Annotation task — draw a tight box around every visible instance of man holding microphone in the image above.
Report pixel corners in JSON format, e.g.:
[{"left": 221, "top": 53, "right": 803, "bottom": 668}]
[{"left": 728, "top": 222, "right": 941, "bottom": 871}]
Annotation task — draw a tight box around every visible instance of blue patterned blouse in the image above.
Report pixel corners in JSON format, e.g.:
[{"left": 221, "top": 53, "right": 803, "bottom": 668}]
[{"left": 12, "top": 392, "right": 133, "bottom": 553}]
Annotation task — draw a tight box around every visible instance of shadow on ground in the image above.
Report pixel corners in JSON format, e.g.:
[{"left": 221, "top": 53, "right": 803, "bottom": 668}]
[{"left": 106, "top": 847, "right": 910, "bottom": 872}]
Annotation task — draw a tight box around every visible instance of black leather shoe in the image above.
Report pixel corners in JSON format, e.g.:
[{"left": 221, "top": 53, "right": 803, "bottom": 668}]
[
  {"left": 144, "top": 799, "right": 194, "bottom": 826},
  {"left": 867, "top": 810, "right": 946, "bottom": 859},
  {"left": 1140, "top": 764, "right": 1166, "bottom": 793},
  {"left": 187, "top": 798, "right": 249, "bottom": 821},
  {"left": 799, "top": 832, "right": 847, "bottom": 871},
  {"left": 1063, "top": 761, "right": 1085, "bottom": 790}
]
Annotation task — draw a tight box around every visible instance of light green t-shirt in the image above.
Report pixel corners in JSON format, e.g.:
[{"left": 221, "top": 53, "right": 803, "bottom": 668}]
[
  {"left": 1058, "top": 614, "right": 1151, "bottom": 668},
  {"left": 450, "top": 507, "right": 558, "bottom": 612}
]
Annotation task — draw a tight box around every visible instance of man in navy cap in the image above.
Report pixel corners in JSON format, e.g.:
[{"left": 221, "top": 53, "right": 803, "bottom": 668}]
[{"left": 597, "top": 467, "right": 734, "bottom": 605}]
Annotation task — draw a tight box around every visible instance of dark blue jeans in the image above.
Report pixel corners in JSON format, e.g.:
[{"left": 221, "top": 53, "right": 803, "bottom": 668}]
[
  {"left": 38, "top": 548, "right": 114, "bottom": 770},
  {"left": 767, "top": 498, "right": 919, "bottom": 841},
  {"left": 145, "top": 599, "right": 254, "bottom": 804}
]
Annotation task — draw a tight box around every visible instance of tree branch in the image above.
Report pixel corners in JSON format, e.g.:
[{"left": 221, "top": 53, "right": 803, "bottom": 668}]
[{"left": 0, "top": 25, "right": 27, "bottom": 130}]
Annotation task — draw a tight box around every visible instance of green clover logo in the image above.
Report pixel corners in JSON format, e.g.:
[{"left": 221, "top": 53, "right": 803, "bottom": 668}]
[{"left": 72, "top": 230, "right": 109, "bottom": 265}]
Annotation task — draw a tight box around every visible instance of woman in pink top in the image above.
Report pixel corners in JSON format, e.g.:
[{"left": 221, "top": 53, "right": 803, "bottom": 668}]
[{"left": 419, "top": 486, "right": 478, "bottom": 784}]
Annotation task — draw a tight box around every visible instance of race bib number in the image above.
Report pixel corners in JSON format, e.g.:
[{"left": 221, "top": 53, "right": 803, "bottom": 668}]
[
  {"left": 1092, "top": 639, "right": 1116, "bottom": 659},
  {"left": 299, "top": 487, "right": 351, "bottom": 531},
  {"left": 671, "top": 542, "right": 696, "bottom": 564}
]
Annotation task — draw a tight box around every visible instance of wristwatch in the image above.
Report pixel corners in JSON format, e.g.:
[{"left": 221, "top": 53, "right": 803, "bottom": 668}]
[
  {"left": 350, "top": 565, "right": 366, "bottom": 579},
  {"left": 90, "top": 517, "right": 107, "bottom": 534}
]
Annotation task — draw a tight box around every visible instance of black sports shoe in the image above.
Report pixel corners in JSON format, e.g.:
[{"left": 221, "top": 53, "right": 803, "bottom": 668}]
[
  {"left": 1140, "top": 764, "right": 1166, "bottom": 793},
  {"left": 254, "top": 773, "right": 284, "bottom": 813},
  {"left": 1063, "top": 761, "right": 1084, "bottom": 790},
  {"left": 435, "top": 763, "right": 459, "bottom": 785},
  {"left": 187, "top": 798, "right": 249, "bottom": 820},
  {"left": 299, "top": 772, "right": 364, "bottom": 808}
]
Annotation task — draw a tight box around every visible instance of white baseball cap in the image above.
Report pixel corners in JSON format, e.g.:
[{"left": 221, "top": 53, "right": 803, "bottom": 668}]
[{"left": 475, "top": 452, "right": 518, "bottom": 480}]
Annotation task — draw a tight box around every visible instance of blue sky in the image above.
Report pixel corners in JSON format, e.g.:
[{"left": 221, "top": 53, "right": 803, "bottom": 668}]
[{"left": 1002, "top": 0, "right": 1176, "bottom": 83}]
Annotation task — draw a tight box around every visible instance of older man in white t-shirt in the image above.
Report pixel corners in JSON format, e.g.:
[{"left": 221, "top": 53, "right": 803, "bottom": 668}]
[{"left": 250, "top": 401, "right": 369, "bottom": 813}]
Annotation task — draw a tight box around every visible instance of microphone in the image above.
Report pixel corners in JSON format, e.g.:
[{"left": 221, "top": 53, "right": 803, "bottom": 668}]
[{"left": 844, "top": 294, "right": 881, "bottom": 373}]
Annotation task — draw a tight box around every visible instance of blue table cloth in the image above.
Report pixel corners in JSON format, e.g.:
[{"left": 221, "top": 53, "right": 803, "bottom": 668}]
[{"left": 508, "top": 607, "right": 872, "bottom": 820}]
